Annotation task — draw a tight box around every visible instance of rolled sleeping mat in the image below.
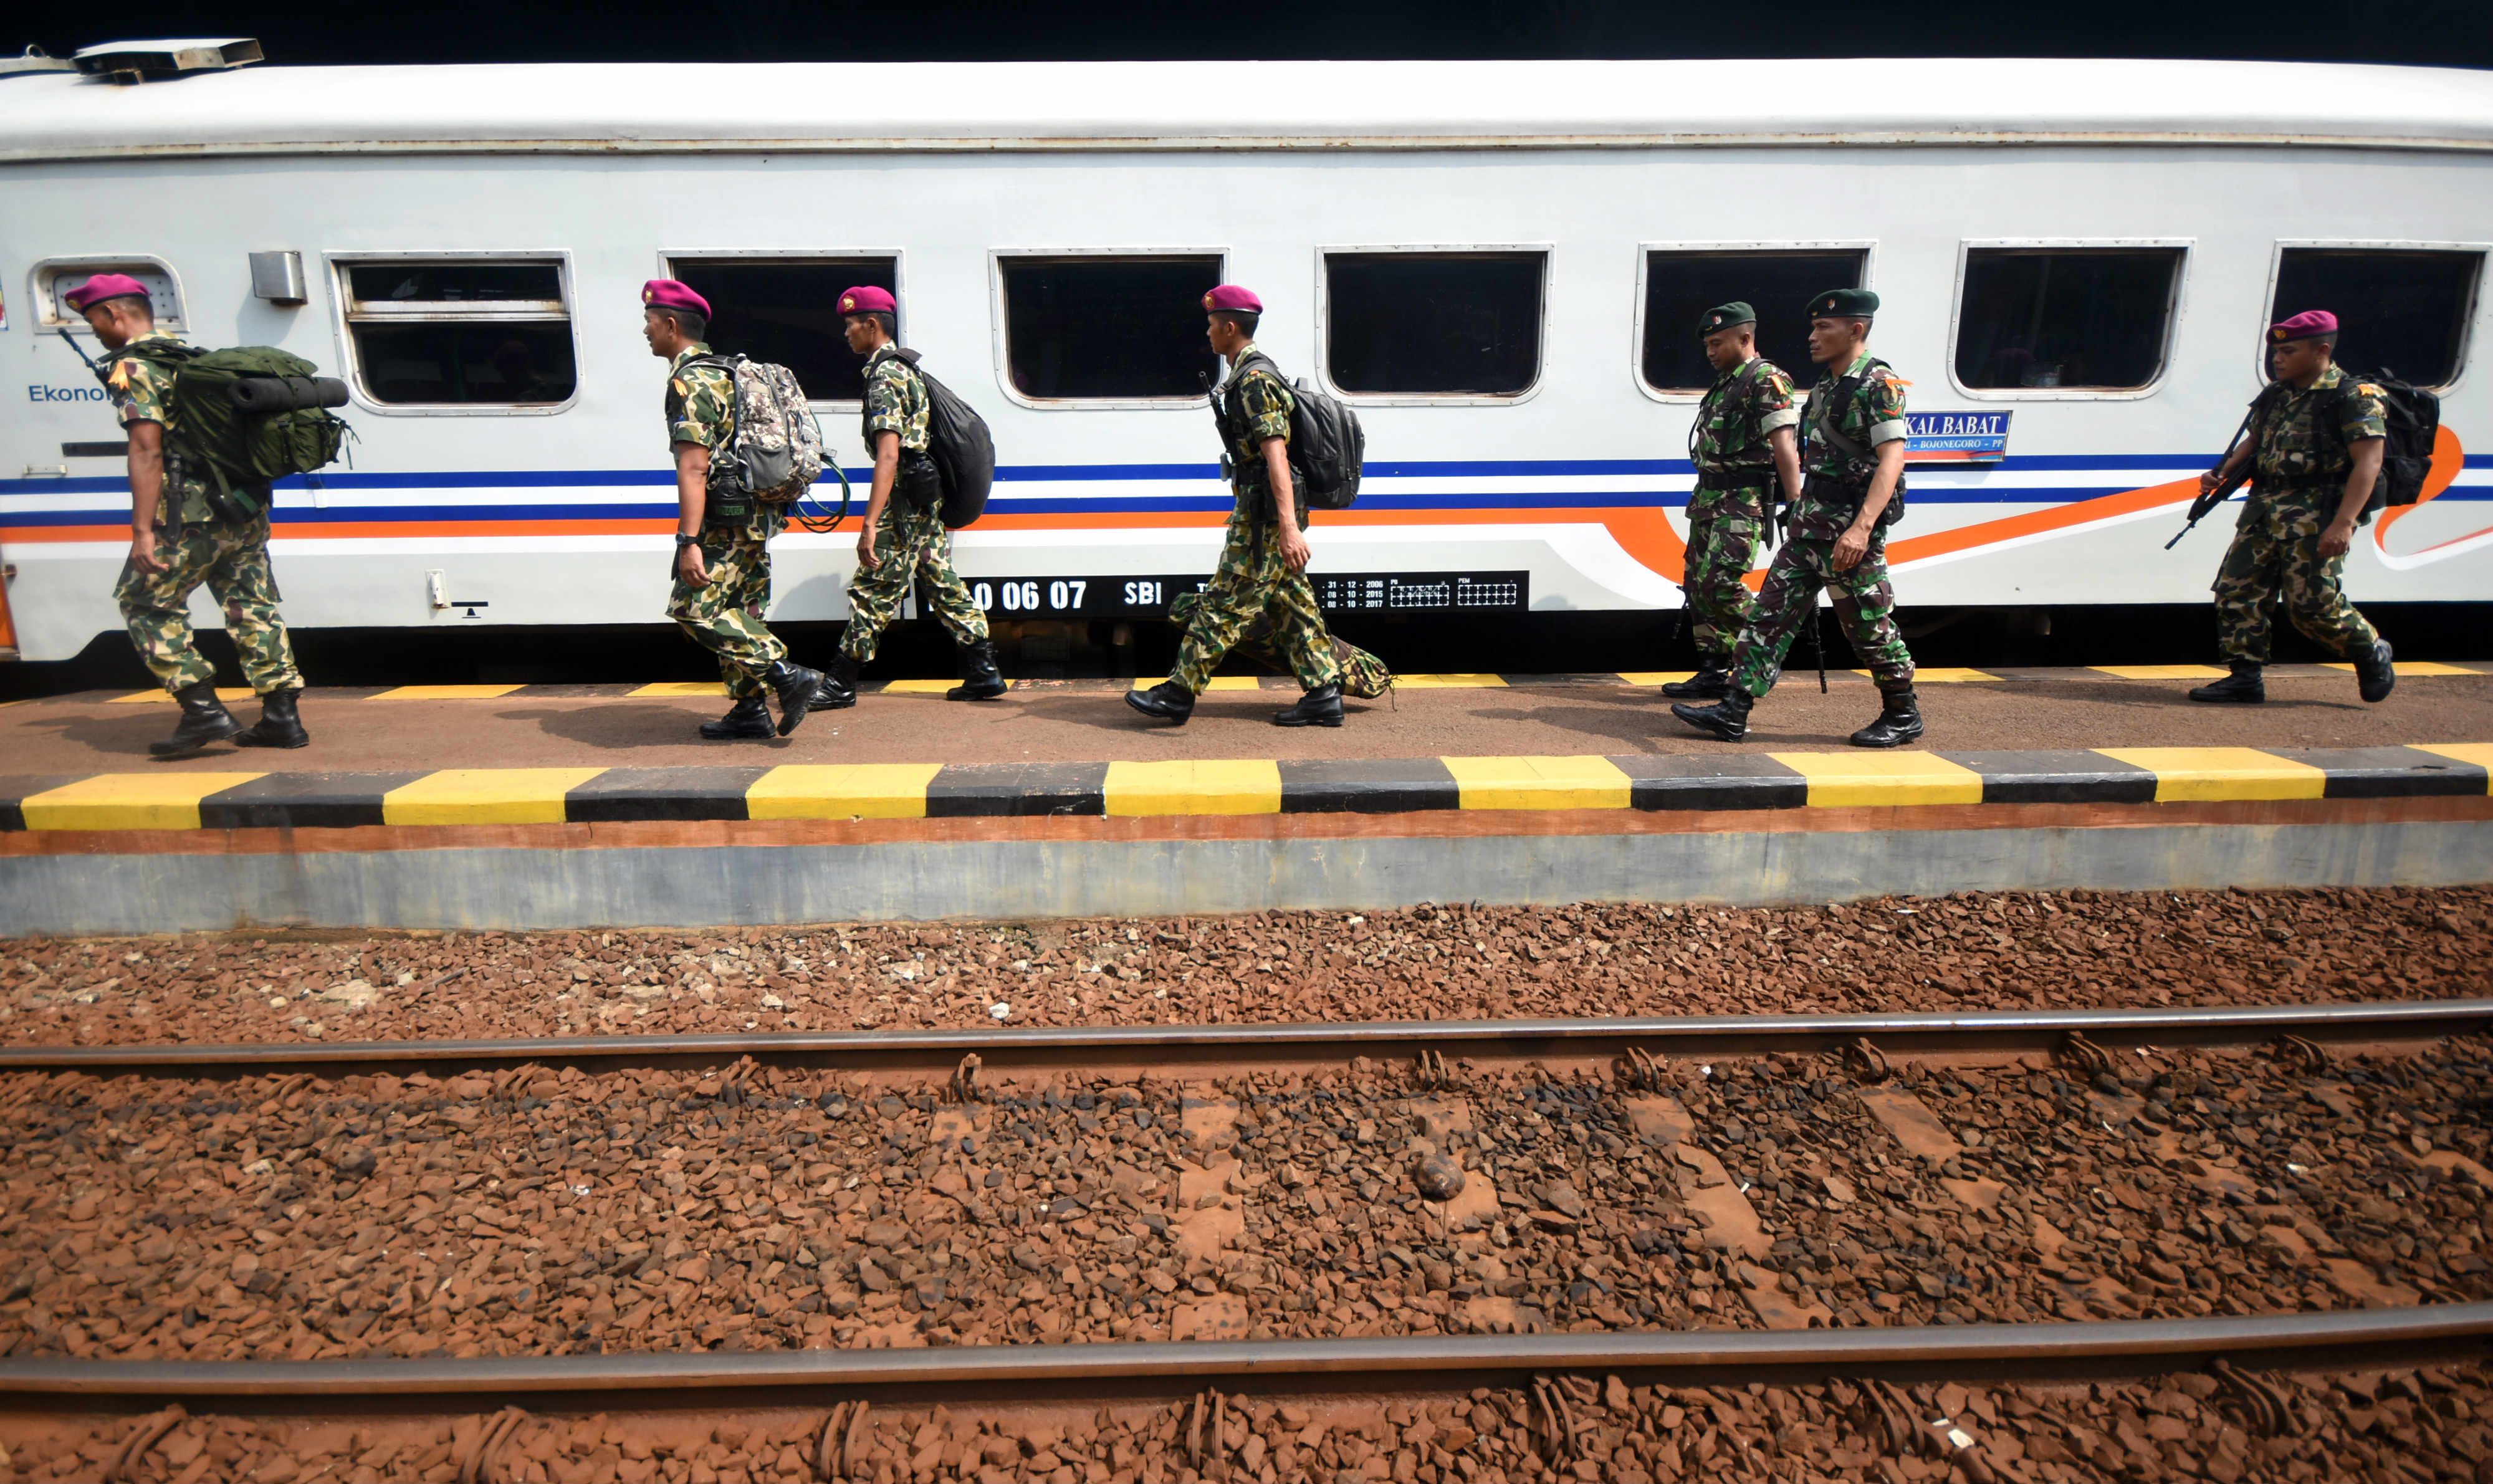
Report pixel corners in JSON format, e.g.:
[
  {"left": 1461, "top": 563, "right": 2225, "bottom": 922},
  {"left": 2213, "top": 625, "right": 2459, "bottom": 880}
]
[{"left": 229, "top": 375, "right": 350, "bottom": 413}]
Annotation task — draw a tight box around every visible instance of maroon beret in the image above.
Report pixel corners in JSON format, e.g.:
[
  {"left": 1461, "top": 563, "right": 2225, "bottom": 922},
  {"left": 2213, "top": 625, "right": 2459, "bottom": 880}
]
[
  {"left": 836, "top": 285, "right": 896, "bottom": 317},
  {"left": 641, "top": 279, "right": 711, "bottom": 318},
  {"left": 2269, "top": 309, "right": 2338, "bottom": 343},
  {"left": 1203, "top": 284, "right": 1262, "bottom": 314},
  {"left": 65, "top": 273, "right": 151, "bottom": 312}
]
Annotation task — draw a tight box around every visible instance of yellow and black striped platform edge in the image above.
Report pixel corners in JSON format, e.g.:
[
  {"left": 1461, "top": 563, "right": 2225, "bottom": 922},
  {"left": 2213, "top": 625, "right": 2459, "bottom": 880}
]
[{"left": 2, "top": 745, "right": 2488, "bottom": 831}]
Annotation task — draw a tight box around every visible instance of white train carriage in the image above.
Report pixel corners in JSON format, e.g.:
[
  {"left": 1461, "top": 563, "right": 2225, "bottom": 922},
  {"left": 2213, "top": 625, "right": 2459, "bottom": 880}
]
[{"left": 1, "top": 50, "right": 2489, "bottom": 662}]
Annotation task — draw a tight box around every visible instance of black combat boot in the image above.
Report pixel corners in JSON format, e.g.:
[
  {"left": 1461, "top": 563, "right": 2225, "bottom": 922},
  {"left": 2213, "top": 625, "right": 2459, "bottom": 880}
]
[
  {"left": 1125, "top": 679, "right": 1196, "bottom": 725},
  {"left": 1273, "top": 682, "right": 1344, "bottom": 728},
  {"left": 813, "top": 653, "right": 861, "bottom": 711},
  {"left": 1670, "top": 688, "right": 1753, "bottom": 742},
  {"left": 947, "top": 639, "right": 1007, "bottom": 702},
  {"left": 2354, "top": 639, "right": 2396, "bottom": 704},
  {"left": 2188, "top": 662, "right": 2265, "bottom": 704},
  {"left": 150, "top": 679, "right": 243, "bottom": 757},
  {"left": 765, "top": 660, "right": 830, "bottom": 737},
  {"left": 1849, "top": 688, "right": 1925, "bottom": 749},
  {"left": 232, "top": 686, "right": 310, "bottom": 749},
  {"left": 699, "top": 694, "right": 775, "bottom": 740},
  {"left": 1662, "top": 655, "right": 1733, "bottom": 700}
]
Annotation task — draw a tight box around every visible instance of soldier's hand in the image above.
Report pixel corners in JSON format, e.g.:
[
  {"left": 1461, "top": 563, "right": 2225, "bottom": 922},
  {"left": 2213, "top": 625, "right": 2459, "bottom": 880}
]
[
  {"left": 856, "top": 529, "right": 879, "bottom": 570},
  {"left": 2317, "top": 520, "right": 2354, "bottom": 560},
  {"left": 2199, "top": 469, "right": 2223, "bottom": 497},
  {"left": 675, "top": 542, "right": 709, "bottom": 587},
  {"left": 1277, "top": 525, "right": 1313, "bottom": 575},
  {"left": 1832, "top": 525, "right": 1870, "bottom": 572},
  {"left": 127, "top": 529, "right": 168, "bottom": 575}
]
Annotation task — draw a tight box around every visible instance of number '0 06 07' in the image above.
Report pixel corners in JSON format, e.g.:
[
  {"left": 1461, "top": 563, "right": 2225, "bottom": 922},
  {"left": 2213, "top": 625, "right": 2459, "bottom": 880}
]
[{"left": 971, "top": 580, "right": 1085, "bottom": 612}]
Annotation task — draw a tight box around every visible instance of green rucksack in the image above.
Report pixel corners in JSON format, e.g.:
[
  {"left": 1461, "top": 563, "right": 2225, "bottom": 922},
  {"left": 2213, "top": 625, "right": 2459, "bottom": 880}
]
[{"left": 105, "top": 341, "right": 350, "bottom": 521}]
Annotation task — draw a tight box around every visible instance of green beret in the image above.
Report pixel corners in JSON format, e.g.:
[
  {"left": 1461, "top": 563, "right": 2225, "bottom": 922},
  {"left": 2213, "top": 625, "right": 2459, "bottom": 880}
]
[
  {"left": 1808, "top": 287, "right": 1880, "bottom": 320},
  {"left": 1696, "top": 301, "right": 1755, "bottom": 336}
]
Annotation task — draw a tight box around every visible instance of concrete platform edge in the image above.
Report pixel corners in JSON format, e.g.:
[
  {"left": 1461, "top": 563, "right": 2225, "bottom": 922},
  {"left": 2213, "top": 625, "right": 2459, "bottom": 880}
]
[{"left": 2, "top": 817, "right": 2486, "bottom": 936}]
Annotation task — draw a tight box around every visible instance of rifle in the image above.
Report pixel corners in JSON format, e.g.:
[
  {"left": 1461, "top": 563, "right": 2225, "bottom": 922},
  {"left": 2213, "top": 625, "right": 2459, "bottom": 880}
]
[
  {"left": 2166, "top": 387, "right": 2279, "bottom": 550},
  {"left": 1808, "top": 591, "right": 1827, "bottom": 693},
  {"left": 55, "top": 327, "right": 102, "bottom": 376}
]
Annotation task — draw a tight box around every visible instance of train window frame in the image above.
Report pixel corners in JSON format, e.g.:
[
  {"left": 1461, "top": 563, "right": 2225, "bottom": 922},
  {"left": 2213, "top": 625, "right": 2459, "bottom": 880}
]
[
  {"left": 987, "top": 247, "right": 1230, "bottom": 411},
  {"left": 1630, "top": 241, "right": 1877, "bottom": 405},
  {"left": 1945, "top": 238, "right": 2191, "bottom": 403},
  {"left": 28, "top": 254, "right": 188, "bottom": 333},
  {"left": 2259, "top": 239, "right": 2487, "bottom": 394},
  {"left": 657, "top": 248, "right": 906, "bottom": 411},
  {"left": 325, "top": 249, "right": 581, "bottom": 418},
  {"left": 1315, "top": 244, "right": 1553, "bottom": 407}
]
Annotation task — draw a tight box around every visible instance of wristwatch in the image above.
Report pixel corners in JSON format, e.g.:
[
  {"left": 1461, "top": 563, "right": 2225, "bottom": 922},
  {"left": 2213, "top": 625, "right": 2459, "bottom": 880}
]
[{"left": 674, "top": 533, "right": 702, "bottom": 549}]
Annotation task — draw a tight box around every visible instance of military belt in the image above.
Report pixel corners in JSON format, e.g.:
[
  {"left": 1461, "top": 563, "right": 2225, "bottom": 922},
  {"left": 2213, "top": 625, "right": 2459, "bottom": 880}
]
[{"left": 1692, "top": 473, "right": 1775, "bottom": 494}]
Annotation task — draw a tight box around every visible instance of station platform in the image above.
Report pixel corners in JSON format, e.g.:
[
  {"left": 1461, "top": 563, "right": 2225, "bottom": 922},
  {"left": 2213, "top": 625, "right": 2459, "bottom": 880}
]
[{"left": 1, "top": 666, "right": 2489, "bottom": 936}]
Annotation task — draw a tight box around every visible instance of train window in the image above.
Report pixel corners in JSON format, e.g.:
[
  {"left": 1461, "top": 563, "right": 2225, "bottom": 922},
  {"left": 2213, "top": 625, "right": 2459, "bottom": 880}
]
[
  {"left": 665, "top": 257, "right": 898, "bottom": 403},
  {"left": 1954, "top": 247, "right": 2183, "bottom": 391},
  {"left": 2270, "top": 247, "right": 2483, "bottom": 387},
  {"left": 1640, "top": 250, "right": 1867, "bottom": 393},
  {"left": 997, "top": 256, "right": 1223, "bottom": 401},
  {"left": 1324, "top": 251, "right": 1546, "bottom": 397},
  {"left": 338, "top": 257, "right": 577, "bottom": 408},
  {"left": 35, "top": 258, "right": 184, "bottom": 332}
]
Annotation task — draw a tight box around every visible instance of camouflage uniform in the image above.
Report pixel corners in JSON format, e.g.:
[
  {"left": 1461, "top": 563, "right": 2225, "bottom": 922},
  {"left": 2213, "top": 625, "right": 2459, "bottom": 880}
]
[
  {"left": 1685, "top": 356, "right": 1799, "bottom": 656},
  {"left": 1169, "top": 345, "right": 1342, "bottom": 694},
  {"left": 105, "top": 331, "right": 302, "bottom": 695},
  {"left": 663, "top": 342, "right": 787, "bottom": 699},
  {"left": 1728, "top": 352, "right": 1915, "bottom": 699},
  {"left": 2213, "top": 365, "right": 2386, "bottom": 663},
  {"left": 840, "top": 346, "right": 988, "bottom": 663}
]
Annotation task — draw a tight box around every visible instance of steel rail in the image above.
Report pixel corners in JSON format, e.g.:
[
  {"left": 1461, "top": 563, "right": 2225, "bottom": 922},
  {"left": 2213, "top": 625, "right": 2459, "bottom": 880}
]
[
  {"left": 0, "top": 997, "right": 2484, "bottom": 1079},
  {"left": 4, "top": 1304, "right": 2489, "bottom": 1404}
]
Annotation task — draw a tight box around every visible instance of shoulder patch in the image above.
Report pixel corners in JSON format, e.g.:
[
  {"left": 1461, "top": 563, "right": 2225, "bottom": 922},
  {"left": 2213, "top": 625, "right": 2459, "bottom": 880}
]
[
  {"left": 106, "top": 361, "right": 133, "bottom": 393},
  {"left": 670, "top": 377, "right": 689, "bottom": 397},
  {"left": 2358, "top": 383, "right": 2383, "bottom": 397}
]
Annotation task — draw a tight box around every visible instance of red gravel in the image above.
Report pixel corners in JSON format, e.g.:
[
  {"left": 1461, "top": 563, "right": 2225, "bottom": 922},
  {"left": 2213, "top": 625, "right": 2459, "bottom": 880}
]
[
  {"left": 9, "top": 1364, "right": 2492, "bottom": 1482},
  {"left": 2, "top": 886, "right": 2486, "bottom": 1050},
  {"left": 3, "top": 1040, "right": 2485, "bottom": 1366}
]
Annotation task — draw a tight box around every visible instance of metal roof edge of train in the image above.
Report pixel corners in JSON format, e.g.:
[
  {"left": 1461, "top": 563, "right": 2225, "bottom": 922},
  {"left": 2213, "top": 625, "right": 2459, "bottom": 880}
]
[{"left": 2, "top": 49, "right": 2493, "bottom": 158}]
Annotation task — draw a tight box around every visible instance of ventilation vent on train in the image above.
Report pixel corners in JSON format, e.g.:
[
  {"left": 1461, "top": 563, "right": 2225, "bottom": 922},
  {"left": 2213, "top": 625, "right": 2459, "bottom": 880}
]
[
  {"left": 0, "top": 47, "right": 78, "bottom": 79},
  {"left": 72, "top": 37, "right": 263, "bottom": 85}
]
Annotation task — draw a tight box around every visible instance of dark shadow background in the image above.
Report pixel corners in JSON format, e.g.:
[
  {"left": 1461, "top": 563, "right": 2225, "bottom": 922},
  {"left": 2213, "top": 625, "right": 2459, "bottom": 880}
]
[{"left": 19, "top": 0, "right": 2493, "bottom": 67}]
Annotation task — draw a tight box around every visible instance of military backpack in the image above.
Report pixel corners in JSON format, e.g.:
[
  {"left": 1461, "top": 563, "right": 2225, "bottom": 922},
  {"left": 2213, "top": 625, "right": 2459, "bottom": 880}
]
[
  {"left": 100, "top": 341, "right": 350, "bottom": 523},
  {"left": 882, "top": 350, "right": 995, "bottom": 529},
  {"left": 2335, "top": 369, "right": 2441, "bottom": 517},
  {"left": 1216, "top": 352, "right": 1364, "bottom": 512},
  {"left": 683, "top": 353, "right": 826, "bottom": 506}
]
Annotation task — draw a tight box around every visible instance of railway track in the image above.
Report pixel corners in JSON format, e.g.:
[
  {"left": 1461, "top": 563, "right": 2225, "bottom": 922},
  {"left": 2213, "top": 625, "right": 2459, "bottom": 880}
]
[
  {"left": 5, "top": 997, "right": 2490, "bottom": 1480},
  {"left": 4, "top": 995, "right": 2486, "bottom": 1078}
]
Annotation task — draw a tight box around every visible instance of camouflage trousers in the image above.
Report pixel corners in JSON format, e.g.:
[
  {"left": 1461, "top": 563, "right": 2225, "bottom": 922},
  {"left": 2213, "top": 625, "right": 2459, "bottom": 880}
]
[
  {"left": 1682, "top": 482, "right": 1771, "bottom": 658},
  {"left": 113, "top": 517, "right": 302, "bottom": 694},
  {"left": 1730, "top": 527, "right": 1915, "bottom": 699},
  {"left": 668, "top": 527, "right": 788, "bottom": 699},
  {"left": 840, "top": 495, "right": 988, "bottom": 663},
  {"left": 2214, "top": 488, "right": 2381, "bottom": 664},
  {"left": 1170, "top": 509, "right": 1343, "bottom": 694}
]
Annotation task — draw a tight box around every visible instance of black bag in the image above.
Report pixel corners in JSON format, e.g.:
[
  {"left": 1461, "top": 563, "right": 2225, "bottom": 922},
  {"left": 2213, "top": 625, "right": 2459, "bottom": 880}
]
[
  {"left": 1803, "top": 357, "right": 1906, "bottom": 529},
  {"left": 889, "top": 349, "right": 994, "bottom": 529},
  {"left": 2339, "top": 369, "right": 2440, "bottom": 516},
  {"left": 1227, "top": 351, "right": 1364, "bottom": 510}
]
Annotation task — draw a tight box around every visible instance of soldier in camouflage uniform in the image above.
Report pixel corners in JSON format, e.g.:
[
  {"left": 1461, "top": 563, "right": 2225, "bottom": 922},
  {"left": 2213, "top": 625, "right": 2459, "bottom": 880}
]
[
  {"left": 1664, "top": 301, "right": 1802, "bottom": 701},
  {"left": 1673, "top": 288, "right": 1923, "bottom": 747},
  {"left": 1129, "top": 285, "right": 1350, "bottom": 728},
  {"left": 644, "top": 279, "right": 827, "bottom": 739},
  {"left": 2189, "top": 309, "right": 2395, "bottom": 705},
  {"left": 67, "top": 273, "right": 307, "bottom": 758},
  {"left": 815, "top": 286, "right": 1003, "bottom": 708}
]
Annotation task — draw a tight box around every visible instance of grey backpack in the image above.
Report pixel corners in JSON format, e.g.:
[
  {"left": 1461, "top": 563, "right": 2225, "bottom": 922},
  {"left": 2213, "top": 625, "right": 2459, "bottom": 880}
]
[{"left": 690, "top": 353, "right": 824, "bottom": 505}]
